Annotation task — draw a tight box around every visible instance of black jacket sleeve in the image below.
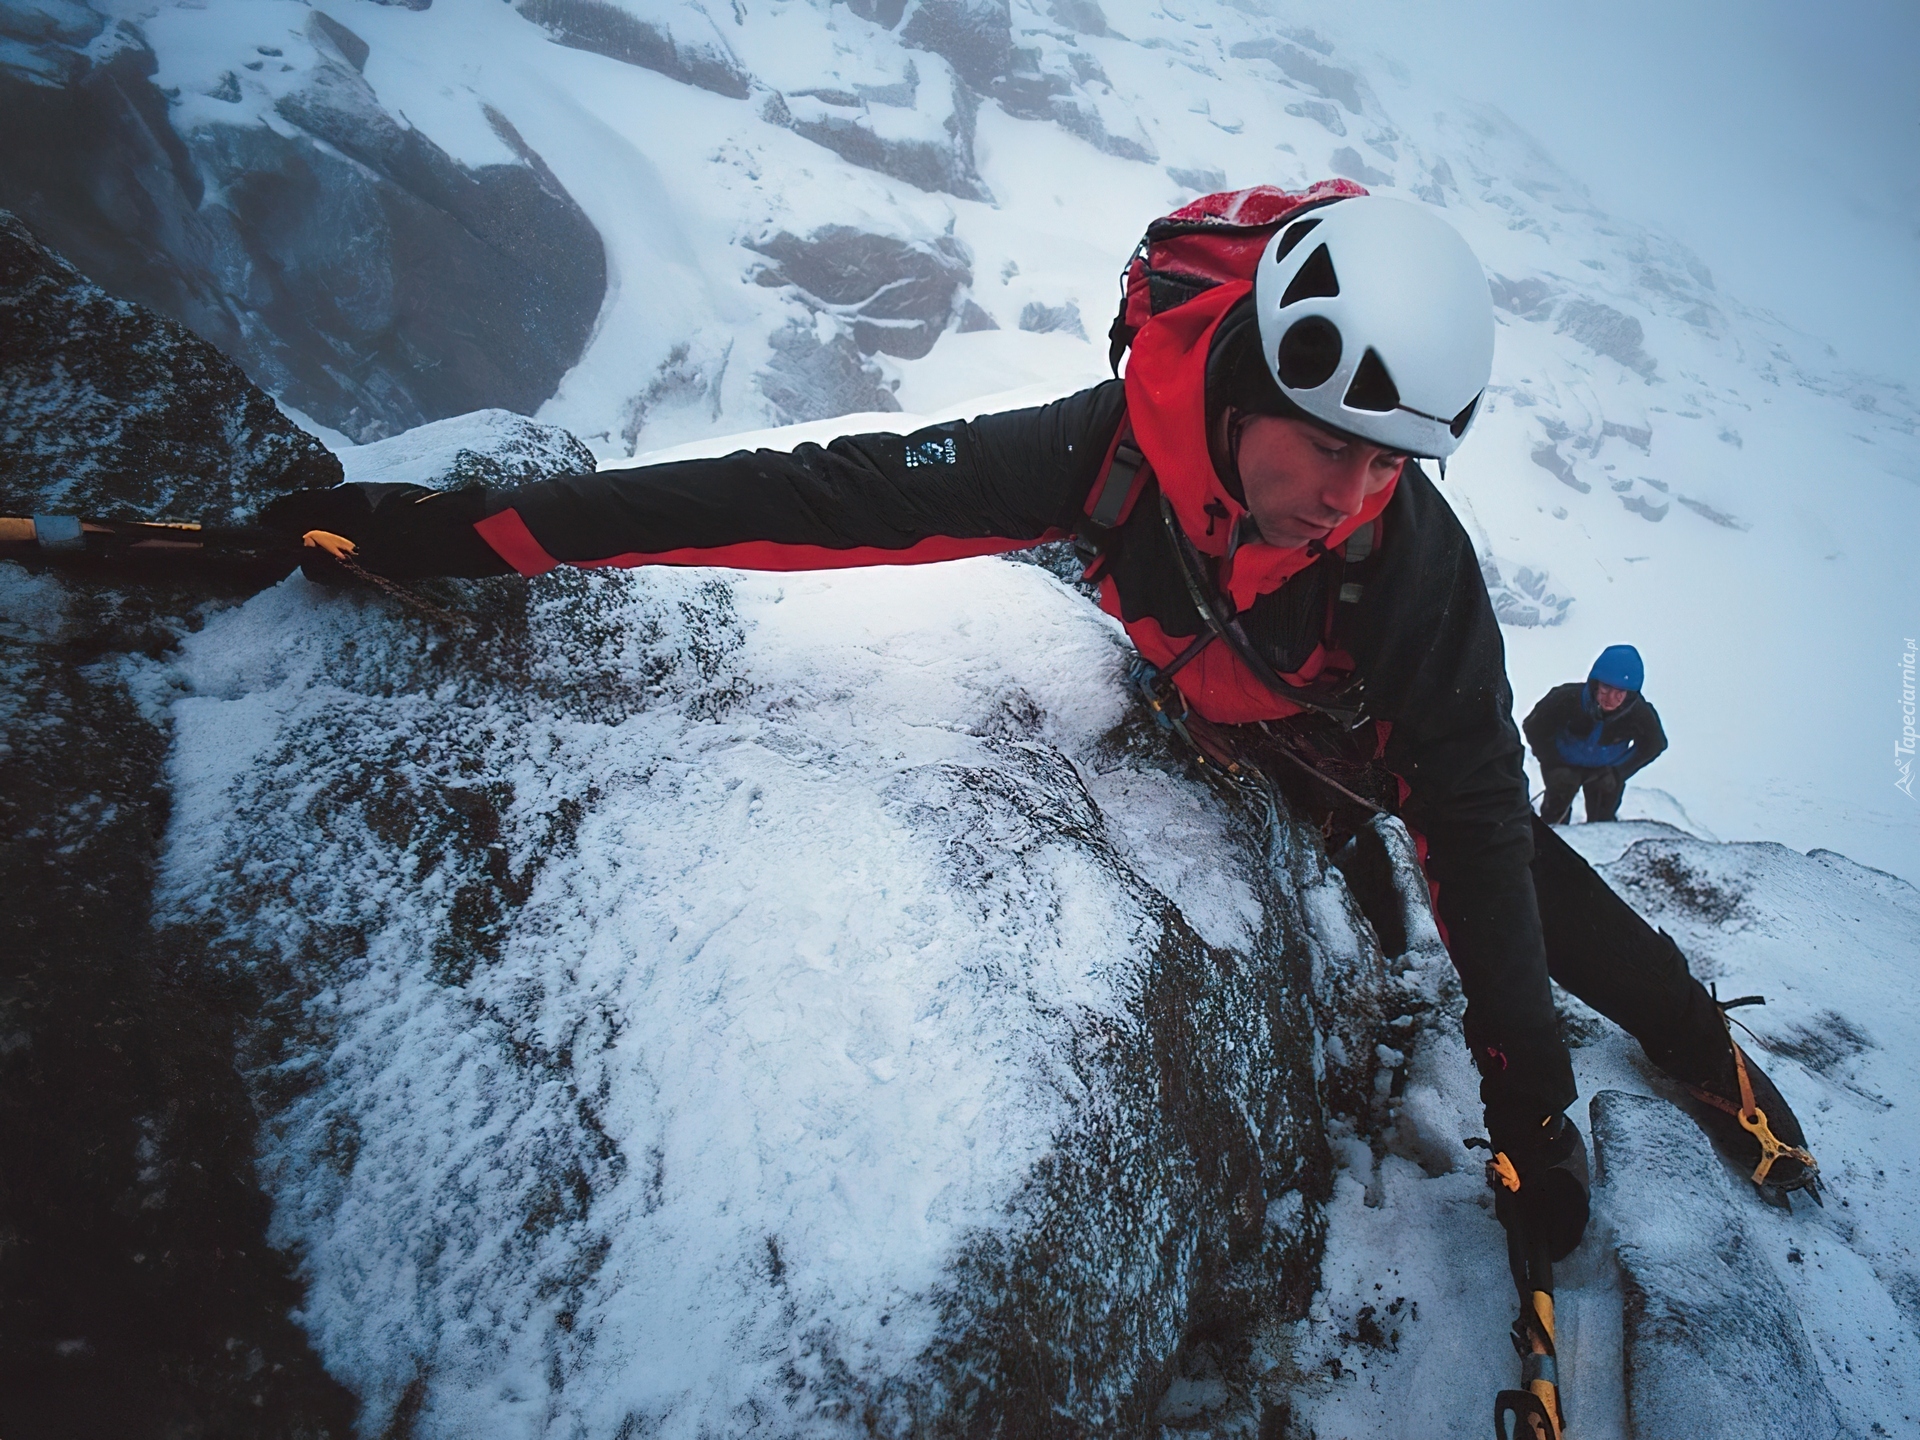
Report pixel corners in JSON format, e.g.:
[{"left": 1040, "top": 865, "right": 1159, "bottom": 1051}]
[
  {"left": 1522, "top": 684, "right": 1585, "bottom": 766},
  {"left": 1617, "top": 700, "right": 1668, "bottom": 780},
  {"left": 1350, "top": 468, "right": 1576, "bottom": 1130},
  {"left": 475, "top": 383, "right": 1127, "bottom": 573}
]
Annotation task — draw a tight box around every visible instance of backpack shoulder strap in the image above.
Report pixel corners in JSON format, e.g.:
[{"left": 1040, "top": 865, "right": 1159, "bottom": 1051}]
[{"left": 1073, "top": 421, "right": 1154, "bottom": 579}]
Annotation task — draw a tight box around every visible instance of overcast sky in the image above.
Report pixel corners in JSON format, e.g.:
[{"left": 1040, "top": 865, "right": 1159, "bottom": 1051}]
[{"left": 1365, "top": 0, "right": 1920, "bottom": 388}]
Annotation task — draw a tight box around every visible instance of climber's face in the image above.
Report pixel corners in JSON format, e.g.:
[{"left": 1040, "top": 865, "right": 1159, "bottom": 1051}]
[
  {"left": 1594, "top": 683, "right": 1630, "bottom": 711},
  {"left": 1229, "top": 412, "right": 1406, "bottom": 550}
]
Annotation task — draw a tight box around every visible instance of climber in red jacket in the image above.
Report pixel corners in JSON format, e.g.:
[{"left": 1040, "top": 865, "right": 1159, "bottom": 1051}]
[{"left": 262, "top": 187, "right": 1818, "bottom": 1237}]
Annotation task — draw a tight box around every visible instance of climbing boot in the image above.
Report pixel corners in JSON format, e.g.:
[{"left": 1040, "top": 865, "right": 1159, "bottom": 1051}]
[{"left": 1662, "top": 992, "right": 1820, "bottom": 1199}]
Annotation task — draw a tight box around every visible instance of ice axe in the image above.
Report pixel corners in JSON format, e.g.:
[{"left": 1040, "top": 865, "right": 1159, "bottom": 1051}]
[
  {"left": 0, "top": 512, "right": 302, "bottom": 573},
  {"left": 2, "top": 512, "right": 469, "bottom": 626},
  {"left": 1485, "top": 1148, "right": 1566, "bottom": 1440}
]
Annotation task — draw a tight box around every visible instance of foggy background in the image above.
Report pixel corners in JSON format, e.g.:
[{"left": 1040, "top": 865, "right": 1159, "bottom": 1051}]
[{"left": 1369, "top": 0, "right": 1920, "bottom": 390}]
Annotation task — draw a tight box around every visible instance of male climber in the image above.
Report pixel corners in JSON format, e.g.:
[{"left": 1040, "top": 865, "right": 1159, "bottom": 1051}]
[
  {"left": 1524, "top": 646, "right": 1668, "bottom": 825},
  {"left": 261, "top": 187, "right": 1818, "bottom": 1255}
]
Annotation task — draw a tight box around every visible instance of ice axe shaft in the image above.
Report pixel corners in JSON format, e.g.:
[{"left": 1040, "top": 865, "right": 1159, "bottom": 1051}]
[
  {"left": 0, "top": 513, "right": 297, "bottom": 557},
  {"left": 1491, "top": 1156, "right": 1566, "bottom": 1440}
]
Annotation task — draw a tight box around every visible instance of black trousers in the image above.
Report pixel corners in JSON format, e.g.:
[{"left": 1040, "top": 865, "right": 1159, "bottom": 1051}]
[
  {"left": 1333, "top": 812, "right": 1728, "bottom": 1087},
  {"left": 1540, "top": 763, "right": 1622, "bottom": 824}
]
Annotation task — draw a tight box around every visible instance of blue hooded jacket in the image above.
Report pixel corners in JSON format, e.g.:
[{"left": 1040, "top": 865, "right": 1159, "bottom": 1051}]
[{"left": 1521, "top": 647, "right": 1668, "bottom": 777}]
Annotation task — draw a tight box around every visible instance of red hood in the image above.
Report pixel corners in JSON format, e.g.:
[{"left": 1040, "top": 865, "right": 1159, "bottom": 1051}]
[{"left": 1123, "top": 279, "right": 1398, "bottom": 611}]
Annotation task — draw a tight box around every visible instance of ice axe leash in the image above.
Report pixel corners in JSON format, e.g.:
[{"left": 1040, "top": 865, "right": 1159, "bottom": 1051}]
[
  {"left": 2, "top": 512, "right": 471, "bottom": 629},
  {"left": 1470, "top": 1139, "right": 1566, "bottom": 1440}
]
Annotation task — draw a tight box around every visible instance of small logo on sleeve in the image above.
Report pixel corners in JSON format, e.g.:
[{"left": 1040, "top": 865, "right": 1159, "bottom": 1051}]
[{"left": 905, "top": 437, "right": 959, "bottom": 468}]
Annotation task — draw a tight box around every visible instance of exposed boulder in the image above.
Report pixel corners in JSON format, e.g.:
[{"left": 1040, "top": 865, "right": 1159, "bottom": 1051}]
[
  {"left": 1556, "top": 298, "right": 1657, "bottom": 378},
  {"left": 1590, "top": 1091, "right": 1842, "bottom": 1440},
  {"left": 0, "top": 3, "right": 607, "bottom": 442},
  {"left": 759, "top": 320, "right": 904, "bottom": 421},
  {"left": 767, "top": 59, "right": 989, "bottom": 202},
  {"left": 750, "top": 225, "right": 976, "bottom": 361},
  {"left": 150, "top": 451, "right": 1404, "bottom": 1433},
  {"left": 900, "top": 0, "right": 1013, "bottom": 93},
  {"left": 1229, "top": 38, "right": 1365, "bottom": 114}
]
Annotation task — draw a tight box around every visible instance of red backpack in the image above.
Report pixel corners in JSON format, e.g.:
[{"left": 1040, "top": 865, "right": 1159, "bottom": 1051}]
[
  {"left": 1104, "top": 179, "right": 1367, "bottom": 374},
  {"left": 1080, "top": 179, "right": 1369, "bottom": 560}
]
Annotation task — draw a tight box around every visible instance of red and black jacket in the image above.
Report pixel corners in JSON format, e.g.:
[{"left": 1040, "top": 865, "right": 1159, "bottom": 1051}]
[{"left": 467, "top": 380, "right": 1573, "bottom": 1129}]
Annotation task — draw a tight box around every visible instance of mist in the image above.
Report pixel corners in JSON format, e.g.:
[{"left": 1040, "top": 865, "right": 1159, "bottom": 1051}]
[{"left": 1354, "top": 0, "right": 1920, "bottom": 389}]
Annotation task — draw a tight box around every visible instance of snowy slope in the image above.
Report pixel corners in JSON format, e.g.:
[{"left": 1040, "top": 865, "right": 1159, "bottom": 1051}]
[
  {"left": 138, "top": 404, "right": 1920, "bottom": 1437},
  {"left": 23, "top": 0, "right": 1919, "bottom": 1429}
]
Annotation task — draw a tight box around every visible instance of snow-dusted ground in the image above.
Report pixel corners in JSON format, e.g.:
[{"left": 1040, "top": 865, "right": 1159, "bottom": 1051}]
[{"left": 1291, "top": 821, "right": 1920, "bottom": 1440}]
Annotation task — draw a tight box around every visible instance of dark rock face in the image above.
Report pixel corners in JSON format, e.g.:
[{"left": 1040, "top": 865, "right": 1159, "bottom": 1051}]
[
  {"left": 513, "top": 0, "right": 751, "bottom": 98},
  {"left": 0, "top": 4, "right": 607, "bottom": 443},
  {"left": 767, "top": 71, "right": 990, "bottom": 203},
  {"left": 1229, "top": 39, "right": 1365, "bottom": 114},
  {"left": 1590, "top": 1090, "right": 1842, "bottom": 1440},
  {"left": 900, "top": 0, "right": 1013, "bottom": 93},
  {"left": 0, "top": 214, "right": 360, "bottom": 1437},
  {"left": 750, "top": 226, "right": 975, "bottom": 360},
  {"left": 760, "top": 321, "right": 904, "bottom": 420},
  {"left": 0, "top": 209, "right": 341, "bottom": 520}
]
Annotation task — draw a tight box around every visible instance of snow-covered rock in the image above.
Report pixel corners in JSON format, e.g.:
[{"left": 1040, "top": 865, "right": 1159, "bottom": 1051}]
[
  {"left": 151, "top": 494, "right": 1411, "bottom": 1432},
  {"left": 1591, "top": 1089, "right": 1841, "bottom": 1440},
  {"left": 1280, "top": 824, "right": 1920, "bottom": 1440}
]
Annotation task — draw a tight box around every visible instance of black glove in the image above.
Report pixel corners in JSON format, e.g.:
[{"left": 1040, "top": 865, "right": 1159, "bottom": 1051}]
[
  {"left": 258, "top": 484, "right": 511, "bottom": 584},
  {"left": 1487, "top": 1111, "right": 1590, "bottom": 1261}
]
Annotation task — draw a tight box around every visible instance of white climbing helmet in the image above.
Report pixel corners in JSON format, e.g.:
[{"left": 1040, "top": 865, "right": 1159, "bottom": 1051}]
[{"left": 1254, "top": 195, "right": 1495, "bottom": 458}]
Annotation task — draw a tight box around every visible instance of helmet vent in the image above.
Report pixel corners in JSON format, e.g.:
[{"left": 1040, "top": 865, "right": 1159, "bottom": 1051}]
[
  {"left": 1280, "top": 243, "right": 1340, "bottom": 307},
  {"left": 1276, "top": 316, "right": 1343, "bottom": 390},
  {"left": 1343, "top": 348, "right": 1400, "bottom": 412},
  {"left": 1273, "top": 217, "right": 1323, "bottom": 264},
  {"left": 1450, "top": 393, "right": 1481, "bottom": 438}
]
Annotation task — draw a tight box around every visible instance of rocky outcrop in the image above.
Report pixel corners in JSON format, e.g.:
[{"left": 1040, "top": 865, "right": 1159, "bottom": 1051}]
[
  {"left": 0, "top": 210, "right": 340, "bottom": 519},
  {"left": 513, "top": 0, "right": 751, "bottom": 98},
  {"left": 0, "top": 219, "right": 611, "bottom": 1431},
  {"left": 0, "top": 2, "right": 607, "bottom": 442},
  {"left": 750, "top": 225, "right": 976, "bottom": 360},
  {"left": 768, "top": 62, "right": 990, "bottom": 203},
  {"left": 0, "top": 209, "right": 353, "bottom": 1437},
  {"left": 1591, "top": 1091, "right": 1842, "bottom": 1440}
]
